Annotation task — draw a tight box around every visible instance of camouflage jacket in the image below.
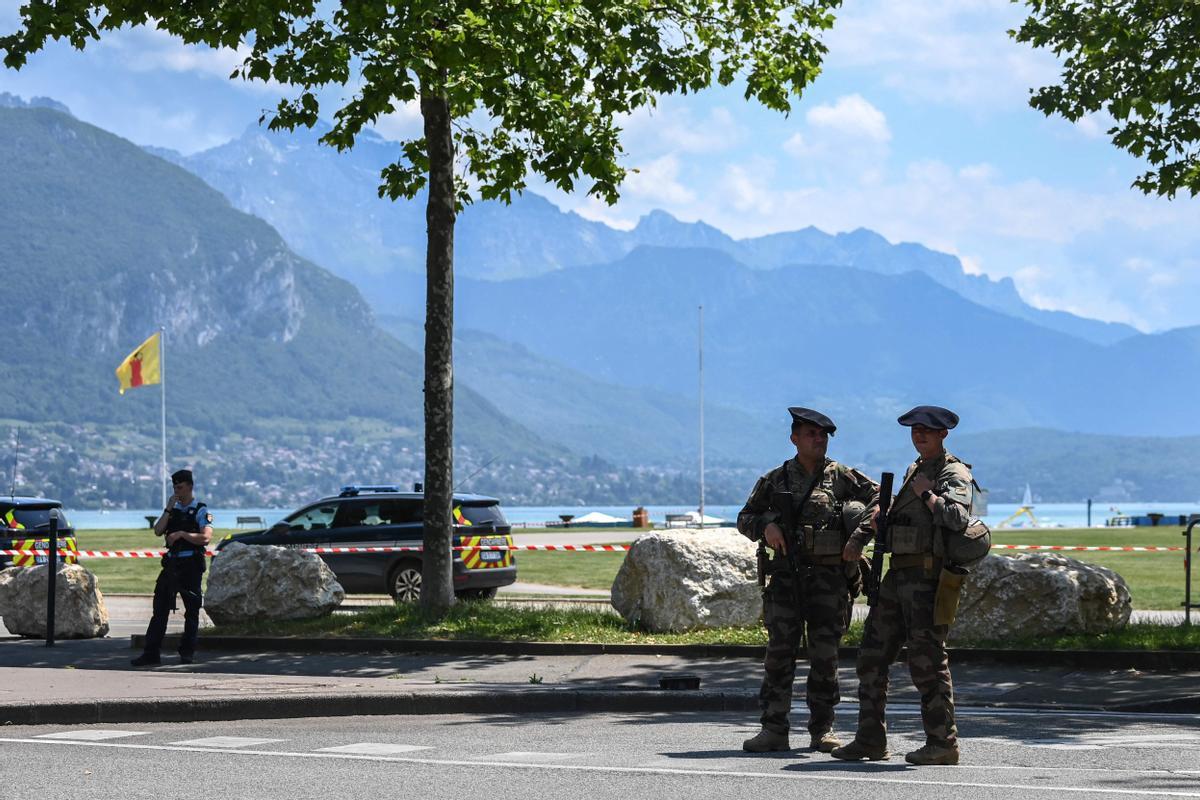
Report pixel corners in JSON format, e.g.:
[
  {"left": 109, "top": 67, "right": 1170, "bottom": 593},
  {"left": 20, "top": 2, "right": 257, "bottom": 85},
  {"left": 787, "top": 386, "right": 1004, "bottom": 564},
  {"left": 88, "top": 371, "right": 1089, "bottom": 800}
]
[
  {"left": 737, "top": 457, "right": 879, "bottom": 554},
  {"left": 883, "top": 451, "right": 974, "bottom": 557}
]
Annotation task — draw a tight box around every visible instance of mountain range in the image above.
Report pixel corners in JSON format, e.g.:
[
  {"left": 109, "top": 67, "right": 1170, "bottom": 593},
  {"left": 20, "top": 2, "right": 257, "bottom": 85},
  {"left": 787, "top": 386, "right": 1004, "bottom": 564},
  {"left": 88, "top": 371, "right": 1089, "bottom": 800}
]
[
  {"left": 165, "top": 121, "right": 1138, "bottom": 347},
  {"left": 4, "top": 93, "right": 1200, "bottom": 504}
]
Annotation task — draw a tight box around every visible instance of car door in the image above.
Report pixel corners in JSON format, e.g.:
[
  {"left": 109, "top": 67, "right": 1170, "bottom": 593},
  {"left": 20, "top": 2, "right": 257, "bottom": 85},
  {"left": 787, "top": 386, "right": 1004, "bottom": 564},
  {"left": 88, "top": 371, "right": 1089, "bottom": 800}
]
[{"left": 325, "top": 499, "right": 395, "bottom": 592}]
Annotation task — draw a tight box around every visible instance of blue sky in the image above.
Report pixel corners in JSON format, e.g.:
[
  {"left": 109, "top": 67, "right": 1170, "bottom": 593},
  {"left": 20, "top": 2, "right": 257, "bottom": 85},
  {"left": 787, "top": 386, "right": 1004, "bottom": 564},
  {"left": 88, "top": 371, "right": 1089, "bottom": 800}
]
[{"left": 2, "top": 0, "right": 1198, "bottom": 331}]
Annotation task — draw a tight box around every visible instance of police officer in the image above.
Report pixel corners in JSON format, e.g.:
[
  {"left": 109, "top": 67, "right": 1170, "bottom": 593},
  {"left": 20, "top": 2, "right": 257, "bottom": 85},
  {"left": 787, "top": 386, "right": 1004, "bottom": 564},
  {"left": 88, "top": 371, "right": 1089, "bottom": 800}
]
[
  {"left": 738, "top": 408, "right": 878, "bottom": 753},
  {"left": 131, "top": 468, "right": 212, "bottom": 666},
  {"left": 832, "top": 405, "right": 973, "bottom": 766}
]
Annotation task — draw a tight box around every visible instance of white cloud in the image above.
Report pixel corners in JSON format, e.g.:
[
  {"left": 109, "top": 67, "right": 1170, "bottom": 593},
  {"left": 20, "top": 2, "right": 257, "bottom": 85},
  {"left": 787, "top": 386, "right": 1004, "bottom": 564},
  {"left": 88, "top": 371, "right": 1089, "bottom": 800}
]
[
  {"left": 372, "top": 100, "right": 423, "bottom": 140},
  {"left": 825, "top": 0, "right": 1060, "bottom": 110},
  {"left": 624, "top": 155, "right": 695, "bottom": 205},
  {"left": 619, "top": 102, "right": 748, "bottom": 155},
  {"left": 806, "top": 95, "right": 891, "bottom": 142}
]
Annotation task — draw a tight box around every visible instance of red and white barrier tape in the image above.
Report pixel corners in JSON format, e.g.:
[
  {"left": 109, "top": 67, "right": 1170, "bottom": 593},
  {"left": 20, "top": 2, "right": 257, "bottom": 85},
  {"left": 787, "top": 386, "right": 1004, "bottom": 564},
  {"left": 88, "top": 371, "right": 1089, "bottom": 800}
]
[
  {"left": 0, "top": 543, "right": 635, "bottom": 558},
  {"left": 1, "top": 543, "right": 1194, "bottom": 558}
]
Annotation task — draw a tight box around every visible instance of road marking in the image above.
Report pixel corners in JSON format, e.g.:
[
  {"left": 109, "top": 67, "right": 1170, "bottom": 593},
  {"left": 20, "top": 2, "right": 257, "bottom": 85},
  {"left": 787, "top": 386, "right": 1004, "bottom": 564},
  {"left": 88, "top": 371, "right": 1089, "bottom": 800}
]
[
  {"left": 1, "top": 737, "right": 1197, "bottom": 797},
  {"left": 489, "top": 751, "right": 588, "bottom": 762},
  {"left": 169, "top": 736, "right": 284, "bottom": 748},
  {"left": 317, "top": 743, "right": 432, "bottom": 755},
  {"left": 34, "top": 730, "right": 148, "bottom": 742}
]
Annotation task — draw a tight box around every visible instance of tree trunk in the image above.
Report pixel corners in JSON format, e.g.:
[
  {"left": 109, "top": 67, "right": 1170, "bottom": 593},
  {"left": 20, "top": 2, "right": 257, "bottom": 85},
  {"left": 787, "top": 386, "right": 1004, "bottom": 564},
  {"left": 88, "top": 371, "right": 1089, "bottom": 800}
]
[{"left": 419, "top": 87, "right": 456, "bottom": 619}]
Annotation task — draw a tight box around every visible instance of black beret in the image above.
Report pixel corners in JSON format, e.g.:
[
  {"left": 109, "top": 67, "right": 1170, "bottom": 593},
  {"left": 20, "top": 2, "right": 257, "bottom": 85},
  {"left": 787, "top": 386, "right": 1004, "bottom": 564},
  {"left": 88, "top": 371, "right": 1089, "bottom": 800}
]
[
  {"left": 897, "top": 405, "right": 959, "bottom": 430},
  {"left": 788, "top": 407, "right": 836, "bottom": 435},
  {"left": 171, "top": 469, "right": 194, "bottom": 485}
]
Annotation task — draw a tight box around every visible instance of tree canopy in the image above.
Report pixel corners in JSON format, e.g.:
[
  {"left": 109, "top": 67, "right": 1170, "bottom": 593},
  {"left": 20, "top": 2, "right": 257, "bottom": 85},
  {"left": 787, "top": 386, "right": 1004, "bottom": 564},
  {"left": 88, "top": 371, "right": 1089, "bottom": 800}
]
[
  {"left": 4, "top": 1, "right": 841, "bottom": 204},
  {"left": 1013, "top": 0, "right": 1200, "bottom": 197}
]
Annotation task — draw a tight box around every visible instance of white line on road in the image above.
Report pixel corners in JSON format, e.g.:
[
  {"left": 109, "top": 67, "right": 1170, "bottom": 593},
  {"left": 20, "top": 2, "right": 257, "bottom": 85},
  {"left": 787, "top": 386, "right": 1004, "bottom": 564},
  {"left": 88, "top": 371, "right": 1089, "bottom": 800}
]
[{"left": 2, "top": 737, "right": 1198, "bottom": 797}]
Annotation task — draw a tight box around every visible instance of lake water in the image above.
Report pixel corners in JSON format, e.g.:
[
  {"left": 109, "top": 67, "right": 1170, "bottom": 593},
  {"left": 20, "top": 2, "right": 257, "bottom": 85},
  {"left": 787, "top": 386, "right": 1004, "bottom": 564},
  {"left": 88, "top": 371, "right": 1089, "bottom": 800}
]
[{"left": 62, "top": 501, "right": 1200, "bottom": 531}]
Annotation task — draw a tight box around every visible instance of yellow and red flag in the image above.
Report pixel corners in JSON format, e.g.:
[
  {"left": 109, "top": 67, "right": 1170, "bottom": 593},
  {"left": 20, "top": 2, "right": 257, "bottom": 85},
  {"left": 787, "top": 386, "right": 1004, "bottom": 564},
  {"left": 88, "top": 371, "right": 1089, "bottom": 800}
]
[{"left": 115, "top": 332, "right": 162, "bottom": 394}]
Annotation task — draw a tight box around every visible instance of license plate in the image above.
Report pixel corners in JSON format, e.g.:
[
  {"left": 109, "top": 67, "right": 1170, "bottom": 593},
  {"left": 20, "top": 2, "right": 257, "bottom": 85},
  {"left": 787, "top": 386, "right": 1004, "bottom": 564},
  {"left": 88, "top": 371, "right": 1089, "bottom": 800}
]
[{"left": 480, "top": 551, "right": 504, "bottom": 562}]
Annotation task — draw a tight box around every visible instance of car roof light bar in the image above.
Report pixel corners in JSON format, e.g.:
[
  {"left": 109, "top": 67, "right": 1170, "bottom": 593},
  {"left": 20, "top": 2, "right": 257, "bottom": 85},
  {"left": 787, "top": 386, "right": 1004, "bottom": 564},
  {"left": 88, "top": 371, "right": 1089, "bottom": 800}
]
[{"left": 338, "top": 484, "right": 403, "bottom": 497}]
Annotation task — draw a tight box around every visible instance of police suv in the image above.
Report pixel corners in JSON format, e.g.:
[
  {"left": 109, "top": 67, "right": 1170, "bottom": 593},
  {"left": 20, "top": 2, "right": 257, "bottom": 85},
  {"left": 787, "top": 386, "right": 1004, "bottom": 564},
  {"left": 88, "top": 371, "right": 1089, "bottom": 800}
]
[
  {"left": 0, "top": 496, "right": 78, "bottom": 569},
  {"left": 217, "top": 485, "right": 516, "bottom": 601}
]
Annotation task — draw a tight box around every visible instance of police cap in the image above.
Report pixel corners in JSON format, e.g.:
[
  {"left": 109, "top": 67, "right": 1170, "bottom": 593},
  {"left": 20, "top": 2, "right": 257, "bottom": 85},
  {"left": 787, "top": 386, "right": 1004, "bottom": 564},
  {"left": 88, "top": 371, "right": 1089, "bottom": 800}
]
[
  {"left": 897, "top": 405, "right": 959, "bottom": 430},
  {"left": 171, "top": 468, "right": 194, "bottom": 485},
  {"left": 788, "top": 407, "right": 836, "bottom": 435}
]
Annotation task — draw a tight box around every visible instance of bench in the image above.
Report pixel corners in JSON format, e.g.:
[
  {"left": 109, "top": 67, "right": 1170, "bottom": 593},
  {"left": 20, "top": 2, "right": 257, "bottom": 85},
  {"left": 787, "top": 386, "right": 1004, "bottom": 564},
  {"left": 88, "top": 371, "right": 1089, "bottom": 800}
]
[
  {"left": 236, "top": 515, "right": 265, "bottom": 528},
  {"left": 664, "top": 514, "right": 692, "bottom": 528}
]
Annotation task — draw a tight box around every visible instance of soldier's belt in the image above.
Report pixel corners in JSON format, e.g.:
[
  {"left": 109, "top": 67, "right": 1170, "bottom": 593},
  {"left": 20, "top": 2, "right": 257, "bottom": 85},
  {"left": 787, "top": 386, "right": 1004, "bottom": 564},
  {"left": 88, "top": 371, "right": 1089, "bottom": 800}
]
[{"left": 888, "top": 553, "right": 942, "bottom": 572}]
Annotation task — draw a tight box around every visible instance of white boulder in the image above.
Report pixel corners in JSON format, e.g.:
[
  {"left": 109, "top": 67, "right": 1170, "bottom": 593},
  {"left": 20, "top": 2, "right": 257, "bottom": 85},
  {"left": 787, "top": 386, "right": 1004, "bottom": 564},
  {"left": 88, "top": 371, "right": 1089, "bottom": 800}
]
[
  {"left": 205, "top": 542, "right": 344, "bottom": 625},
  {"left": 611, "top": 528, "right": 759, "bottom": 633},
  {"left": 950, "top": 553, "right": 1132, "bottom": 642},
  {"left": 0, "top": 564, "right": 110, "bottom": 639}
]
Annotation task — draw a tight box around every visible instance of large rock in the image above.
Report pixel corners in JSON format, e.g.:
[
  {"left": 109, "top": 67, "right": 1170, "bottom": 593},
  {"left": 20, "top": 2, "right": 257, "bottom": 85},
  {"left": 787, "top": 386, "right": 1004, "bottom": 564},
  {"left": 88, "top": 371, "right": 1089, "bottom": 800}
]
[
  {"left": 205, "top": 542, "right": 344, "bottom": 625},
  {"left": 950, "top": 553, "right": 1131, "bottom": 642},
  {"left": 611, "top": 528, "right": 759, "bottom": 632},
  {"left": 0, "top": 564, "right": 110, "bottom": 638}
]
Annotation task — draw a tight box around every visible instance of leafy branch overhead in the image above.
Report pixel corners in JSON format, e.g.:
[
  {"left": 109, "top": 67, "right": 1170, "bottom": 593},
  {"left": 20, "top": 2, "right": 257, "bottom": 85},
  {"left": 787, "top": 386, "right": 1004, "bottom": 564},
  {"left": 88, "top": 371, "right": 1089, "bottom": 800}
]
[
  {"left": 2, "top": 0, "right": 840, "bottom": 204},
  {"left": 1013, "top": 0, "right": 1200, "bottom": 197}
]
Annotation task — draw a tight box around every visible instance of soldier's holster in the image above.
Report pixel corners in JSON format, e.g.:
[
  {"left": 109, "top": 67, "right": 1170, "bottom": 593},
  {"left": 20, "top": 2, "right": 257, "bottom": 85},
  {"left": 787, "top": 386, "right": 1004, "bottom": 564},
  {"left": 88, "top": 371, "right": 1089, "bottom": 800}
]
[{"left": 933, "top": 565, "right": 968, "bottom": 626}]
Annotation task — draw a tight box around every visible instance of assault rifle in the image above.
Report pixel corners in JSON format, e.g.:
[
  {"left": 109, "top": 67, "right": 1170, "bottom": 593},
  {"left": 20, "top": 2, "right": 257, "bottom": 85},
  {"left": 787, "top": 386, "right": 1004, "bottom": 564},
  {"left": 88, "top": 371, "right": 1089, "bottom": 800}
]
[
  {"left": 866, "top": 472, "right": 895, "bottom": 607},
  {"left": 769, "top": 490, "right": 804, "bottom": 608}
]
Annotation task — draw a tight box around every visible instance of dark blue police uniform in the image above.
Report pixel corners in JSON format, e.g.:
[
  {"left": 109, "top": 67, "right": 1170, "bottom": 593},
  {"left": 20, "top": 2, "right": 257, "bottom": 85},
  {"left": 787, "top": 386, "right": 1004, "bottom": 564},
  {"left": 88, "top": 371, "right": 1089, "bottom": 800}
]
[{"left": 138, "top": 498, "right": 210, "bottom": 663}]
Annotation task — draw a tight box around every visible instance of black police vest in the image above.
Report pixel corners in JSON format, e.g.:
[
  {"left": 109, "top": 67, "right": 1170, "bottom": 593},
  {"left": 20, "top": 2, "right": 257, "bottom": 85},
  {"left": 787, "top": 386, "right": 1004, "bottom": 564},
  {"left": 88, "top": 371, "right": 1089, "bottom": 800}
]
[{"left": 167, "top": 502, "right": 207, "bottom": 557}]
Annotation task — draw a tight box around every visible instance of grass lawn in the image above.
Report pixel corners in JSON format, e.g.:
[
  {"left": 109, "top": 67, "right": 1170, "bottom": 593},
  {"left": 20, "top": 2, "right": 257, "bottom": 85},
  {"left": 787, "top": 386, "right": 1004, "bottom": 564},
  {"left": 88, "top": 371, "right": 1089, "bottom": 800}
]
[
  {"left": 69, "top": 525, "right": 1197, "bottom": 610},
  {"left": 206, "top": 602, "right": 1200, "bottom": 652}
]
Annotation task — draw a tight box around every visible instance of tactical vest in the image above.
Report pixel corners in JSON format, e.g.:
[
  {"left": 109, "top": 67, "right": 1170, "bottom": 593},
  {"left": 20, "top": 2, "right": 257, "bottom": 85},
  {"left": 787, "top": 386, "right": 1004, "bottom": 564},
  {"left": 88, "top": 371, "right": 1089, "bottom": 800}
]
[
  {"left": 887, "top": 454, "right": 970, "bottom": 557},
  {"left": 167, "top": 502, "right": 207, "bottom": 559},
  {"left": 781, "top": 461, "right": 849, "bottom": 558}
]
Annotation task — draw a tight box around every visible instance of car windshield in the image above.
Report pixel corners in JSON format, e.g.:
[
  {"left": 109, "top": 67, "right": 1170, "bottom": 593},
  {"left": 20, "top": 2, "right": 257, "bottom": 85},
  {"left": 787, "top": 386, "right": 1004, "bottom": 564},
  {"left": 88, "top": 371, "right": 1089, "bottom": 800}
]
[
  {"left": 2, "top": 506, "right": 69, "bottom": 530},
  {"left": 283, "top": 505, "right": 338, "bottom": 531}
]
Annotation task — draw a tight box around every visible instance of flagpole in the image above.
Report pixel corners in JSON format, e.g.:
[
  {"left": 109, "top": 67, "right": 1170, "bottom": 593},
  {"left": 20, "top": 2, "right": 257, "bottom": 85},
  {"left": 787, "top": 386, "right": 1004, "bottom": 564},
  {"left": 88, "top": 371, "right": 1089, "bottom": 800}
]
[
  {"left": 698, "top": 305, "right": 705, "bottom": 528},
  {"left": 159, "top": 326, "right": 167, "bottom": 509}
]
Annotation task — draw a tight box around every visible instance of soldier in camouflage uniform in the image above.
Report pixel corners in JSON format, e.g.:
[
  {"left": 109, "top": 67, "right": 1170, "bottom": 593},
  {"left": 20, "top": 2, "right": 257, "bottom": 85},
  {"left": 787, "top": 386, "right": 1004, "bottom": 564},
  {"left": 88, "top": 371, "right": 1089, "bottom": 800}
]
[
  {"left": 832, "top": 405, "right": 974, "bottom": 766},
  {"left": 739, "top": 407, "right": 878, "bottom": 754}
]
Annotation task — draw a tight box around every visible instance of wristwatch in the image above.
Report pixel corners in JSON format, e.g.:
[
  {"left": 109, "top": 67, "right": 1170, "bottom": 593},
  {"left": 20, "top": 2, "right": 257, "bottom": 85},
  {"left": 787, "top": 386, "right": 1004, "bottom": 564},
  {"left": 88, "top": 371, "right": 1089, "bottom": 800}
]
[{"left": 920, "top": 489, "right": 934, "bottom": 502}]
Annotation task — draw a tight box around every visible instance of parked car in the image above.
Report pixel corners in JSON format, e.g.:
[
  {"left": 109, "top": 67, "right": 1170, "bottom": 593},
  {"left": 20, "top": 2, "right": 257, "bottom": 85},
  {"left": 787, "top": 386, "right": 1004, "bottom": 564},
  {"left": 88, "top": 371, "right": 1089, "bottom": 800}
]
[
  {"left": 217, "top": 485, "right": 516, "bottom": 601},
  {"left": 0, "top": 496, "right": 78, "bottom": 569}
]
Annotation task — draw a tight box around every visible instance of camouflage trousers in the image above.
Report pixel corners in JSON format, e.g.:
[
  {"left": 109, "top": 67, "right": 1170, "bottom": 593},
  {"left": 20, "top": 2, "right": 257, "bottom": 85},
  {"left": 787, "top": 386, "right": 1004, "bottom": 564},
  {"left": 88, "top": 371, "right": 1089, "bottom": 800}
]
[
  {"left": 854, "top": 564, "right": 957, "bottom": 748},
  {"left": 758, "top": 564, "right": 853, "bottom": 736}
]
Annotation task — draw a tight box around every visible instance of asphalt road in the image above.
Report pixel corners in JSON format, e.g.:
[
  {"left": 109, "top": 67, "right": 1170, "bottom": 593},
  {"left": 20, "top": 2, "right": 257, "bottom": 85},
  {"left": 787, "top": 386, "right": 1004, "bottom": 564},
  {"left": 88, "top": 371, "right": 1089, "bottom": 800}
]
[{"left": 3, "top": 707, "right": 1198, "bottom": 799}]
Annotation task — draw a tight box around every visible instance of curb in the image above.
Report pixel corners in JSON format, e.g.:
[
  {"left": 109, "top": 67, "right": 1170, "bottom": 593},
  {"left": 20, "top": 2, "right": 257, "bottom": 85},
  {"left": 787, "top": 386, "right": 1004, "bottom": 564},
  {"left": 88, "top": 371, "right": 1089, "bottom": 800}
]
[
  {"left": 0, "top": 688, "right": 758, "bottom": 727},
  {"left": 143, "top": 635, "right": 1200, "bottom": 671}
]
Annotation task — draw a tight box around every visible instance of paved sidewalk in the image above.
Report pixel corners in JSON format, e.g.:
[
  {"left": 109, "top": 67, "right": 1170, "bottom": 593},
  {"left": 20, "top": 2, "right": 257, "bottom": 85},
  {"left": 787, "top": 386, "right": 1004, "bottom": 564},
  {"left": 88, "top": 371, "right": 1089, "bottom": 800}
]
[{"left": 0, "top": 635, "right": 1196, "bottom": 726}]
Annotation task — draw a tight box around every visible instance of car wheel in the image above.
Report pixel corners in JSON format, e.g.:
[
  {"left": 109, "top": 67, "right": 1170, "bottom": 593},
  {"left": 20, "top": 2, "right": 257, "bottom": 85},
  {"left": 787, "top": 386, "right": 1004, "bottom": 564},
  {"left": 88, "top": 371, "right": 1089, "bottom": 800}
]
[
  {"left": 389, "top": 561, "right": 422, "bottom": 603},
  {"left": 455, "top": 586, "right": 498, "bottom": 602}
]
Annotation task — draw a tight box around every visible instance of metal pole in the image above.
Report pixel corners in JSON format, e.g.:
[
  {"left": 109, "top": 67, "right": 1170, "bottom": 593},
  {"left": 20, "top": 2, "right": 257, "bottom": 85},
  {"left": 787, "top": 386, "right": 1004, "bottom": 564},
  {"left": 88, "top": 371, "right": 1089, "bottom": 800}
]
[
  {"left": 1087, "top": 498, "right": 1092, "bottom": 528},
  {"left": 698, "top": 305, "right": 704, "bottom": 529},
  {"left": 45, "top": 509, "right": 58, "bottom": 647},
  {"left": 1185, "top": 520, "right": 1197, "bottom": 627},
  {"left": 159, "top": 326, "right": 167, "bottom": 509}
]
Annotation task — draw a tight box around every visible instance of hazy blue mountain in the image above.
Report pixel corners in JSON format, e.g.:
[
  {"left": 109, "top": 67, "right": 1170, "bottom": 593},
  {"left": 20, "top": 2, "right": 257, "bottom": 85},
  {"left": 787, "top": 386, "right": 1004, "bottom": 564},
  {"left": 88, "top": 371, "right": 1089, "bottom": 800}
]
[
  {"left": 449, "top": 246, "right": 1200, "bottom": 456},
  {"left": 171, "top": 123, "right": 1135, "bottom": 346},
  {"left": 377, "top": 315, "right": 783, "bottom": 467},
  {"left": 0, "top": 104, "right": 556, "bottom": 460}
]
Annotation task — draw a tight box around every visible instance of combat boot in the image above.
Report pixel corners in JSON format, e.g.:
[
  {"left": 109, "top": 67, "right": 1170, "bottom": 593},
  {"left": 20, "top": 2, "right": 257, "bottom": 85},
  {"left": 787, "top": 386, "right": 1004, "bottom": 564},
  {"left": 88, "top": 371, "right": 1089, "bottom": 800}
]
[
  {"left": 742, "top": 729, "right": 791, "bottom": 752},
  {"left": 809, "top": 731, "right": 843, "bottom": 752},
  {"left": 829, "top": 739, "right": 890, "bottom": 761},
  {"left": 904, "top": 743, "right": 960, "bottom": 765}
]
